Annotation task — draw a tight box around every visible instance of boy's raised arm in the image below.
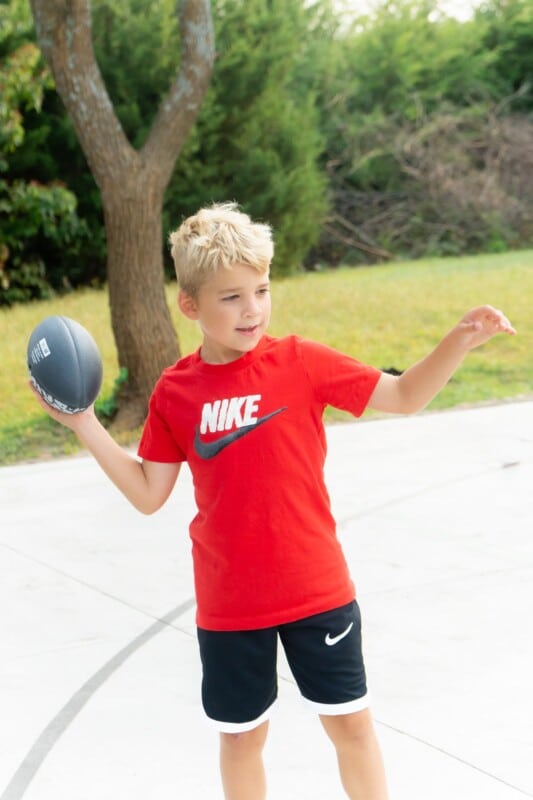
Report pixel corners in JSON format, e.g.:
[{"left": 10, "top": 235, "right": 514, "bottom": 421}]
[
  {"left": 368, "top": 305, "right": 516, "bottom": 415},
  {"left": 30, "top": 387, "right": 180, "bottom": 514}
]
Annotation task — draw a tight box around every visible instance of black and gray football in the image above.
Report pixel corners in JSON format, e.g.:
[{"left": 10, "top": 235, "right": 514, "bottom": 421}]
[{"left": 27, "top": 315, "right": 103, "bottom": 413}]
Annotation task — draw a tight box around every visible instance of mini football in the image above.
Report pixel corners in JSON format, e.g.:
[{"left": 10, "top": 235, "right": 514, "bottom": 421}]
[{"left": 27, "top": 315, "right": 103, "bottom": 413}]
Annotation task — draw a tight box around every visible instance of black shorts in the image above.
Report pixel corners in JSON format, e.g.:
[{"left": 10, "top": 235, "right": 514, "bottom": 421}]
[{"left": 197, "top": 601, "right": 369, "bottom": 732}]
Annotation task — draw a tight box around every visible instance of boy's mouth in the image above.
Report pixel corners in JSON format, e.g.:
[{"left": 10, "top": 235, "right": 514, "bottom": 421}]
[{"left": 236, "top": 324, "right": 259, "bottom": 336}]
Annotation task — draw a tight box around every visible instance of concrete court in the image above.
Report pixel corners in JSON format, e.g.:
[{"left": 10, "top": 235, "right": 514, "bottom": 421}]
[{"left": 0, "top": 400, "right": 532, "bottom": 800}]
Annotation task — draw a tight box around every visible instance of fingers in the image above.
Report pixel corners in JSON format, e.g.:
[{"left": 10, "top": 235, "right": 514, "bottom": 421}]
[
  {"left": 28, "top": 381, "right": 53, "bottom": 413},
  {"left": 485, "top": 306, "right": 516, "bottom": 335},
  {"left": 28, "top": 381, "right": 79, "bottom": 428},
  {"left": 466, "top": 305, "right": 516, "bottom": 336}
]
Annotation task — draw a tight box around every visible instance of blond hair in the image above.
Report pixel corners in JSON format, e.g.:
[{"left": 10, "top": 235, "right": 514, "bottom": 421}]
[{"left": 169, "top": 202, "right": 274, "bottom": 297}]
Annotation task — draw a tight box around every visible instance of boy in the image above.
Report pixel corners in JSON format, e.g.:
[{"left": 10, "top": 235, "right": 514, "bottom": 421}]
[{"left": 32, "top": 202, "right": 515, "bottom": 800}]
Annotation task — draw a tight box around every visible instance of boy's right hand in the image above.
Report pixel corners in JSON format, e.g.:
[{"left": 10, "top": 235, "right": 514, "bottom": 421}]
[{"left": 29, "top": 381, "right": 96, "bottom": 431}]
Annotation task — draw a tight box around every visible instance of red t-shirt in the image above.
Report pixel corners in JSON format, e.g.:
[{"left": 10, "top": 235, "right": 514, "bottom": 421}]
[{"left": 138, "top": 335, "right": 381, "bottom": 630}]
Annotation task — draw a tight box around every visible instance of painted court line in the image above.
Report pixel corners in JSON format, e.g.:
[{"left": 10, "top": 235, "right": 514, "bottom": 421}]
[
  {"left": 375, "top": 720, "right": 533, "bottom": 798},
  {"left": 1, "top": 598, "right": 195, "bottom": 800}
]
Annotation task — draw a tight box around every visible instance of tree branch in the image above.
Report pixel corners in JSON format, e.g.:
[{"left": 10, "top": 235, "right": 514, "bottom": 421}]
[
  {"left": 30, "top": 0, "right": 135, "bottom": 190},
  {"left": 142, "top": 0, "right": 215, "bottom": 177}
]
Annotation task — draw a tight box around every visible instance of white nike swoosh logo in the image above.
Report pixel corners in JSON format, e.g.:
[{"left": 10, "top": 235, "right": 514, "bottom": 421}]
[{"left": 324, "top": 622, "right": 354, "bottom": 646}]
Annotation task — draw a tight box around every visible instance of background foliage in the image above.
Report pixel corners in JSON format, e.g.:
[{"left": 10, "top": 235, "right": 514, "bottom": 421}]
[
  {"left": 0, "top": 0, "right": 532, "bottom": 304},
  {"left": 0, "top": 0, "right": 89, "bottom": 304}
]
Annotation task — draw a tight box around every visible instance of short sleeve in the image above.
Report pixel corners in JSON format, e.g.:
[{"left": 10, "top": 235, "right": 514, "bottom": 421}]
[
  {"left": 296, "top": 338, "right": 381, "bottom": 417},
  {"left": 137, "top": 382, "right": 185, "bottom": 463}
]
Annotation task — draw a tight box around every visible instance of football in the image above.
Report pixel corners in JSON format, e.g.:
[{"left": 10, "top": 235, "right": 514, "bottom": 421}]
[{"left": 27, "top": 315, "right": 103, "bottom": 413}]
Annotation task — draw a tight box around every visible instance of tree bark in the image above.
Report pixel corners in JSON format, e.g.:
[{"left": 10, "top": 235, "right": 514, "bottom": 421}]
[{"left": 29, "top": 0, "right": 215, "bottom": 429}]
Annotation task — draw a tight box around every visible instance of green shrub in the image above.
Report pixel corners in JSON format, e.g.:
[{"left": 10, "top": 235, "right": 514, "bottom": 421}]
[
  {"left": 0, "top": 7, "right": 90, "bottom": 305},
  {"left": 0, "top": 178, "right": 89, "bottom": 305}
]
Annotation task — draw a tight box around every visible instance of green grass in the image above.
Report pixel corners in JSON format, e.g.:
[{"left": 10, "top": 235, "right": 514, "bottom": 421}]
[{"left": 1, "top": 250, "right": 531, "bottom": 465}]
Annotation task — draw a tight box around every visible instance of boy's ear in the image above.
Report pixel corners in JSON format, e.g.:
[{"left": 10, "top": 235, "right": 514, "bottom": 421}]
[{"left": 178, "top": 290, "right": 199, "bottom": 320}]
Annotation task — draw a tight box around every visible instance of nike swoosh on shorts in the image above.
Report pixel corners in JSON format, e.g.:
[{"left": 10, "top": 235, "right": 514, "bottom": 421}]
[
  {"left": 194, "top": 406, "right": 287, "bottom": 459},
  {"left": 324, "top": 621, "right": 354, "bottom": 646}
]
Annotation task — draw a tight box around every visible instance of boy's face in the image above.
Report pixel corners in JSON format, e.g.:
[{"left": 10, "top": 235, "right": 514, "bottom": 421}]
[{"left": 179, "top": 262, "right": 271, "bottom": 364}]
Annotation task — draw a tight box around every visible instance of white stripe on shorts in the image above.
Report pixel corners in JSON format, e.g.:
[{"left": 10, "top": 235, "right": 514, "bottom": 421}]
[
  {"left": 202, "top": 699, "right": 278, "bottom": 733},
  {"left": 301, "top": 691, "right": 371, "bottom": 716}
]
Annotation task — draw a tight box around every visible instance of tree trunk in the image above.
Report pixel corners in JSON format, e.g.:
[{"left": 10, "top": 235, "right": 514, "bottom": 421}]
[
  {"left": 29, "top": 0, "right": 215, "bottom": 429},
  {"left": 103, "top": 172, "right": 178, "bottom": 431}
]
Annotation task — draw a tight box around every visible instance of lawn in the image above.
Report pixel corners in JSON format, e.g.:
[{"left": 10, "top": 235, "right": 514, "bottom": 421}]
[{"left": 1, "top": 250, "right": 531, "bottom": 465}]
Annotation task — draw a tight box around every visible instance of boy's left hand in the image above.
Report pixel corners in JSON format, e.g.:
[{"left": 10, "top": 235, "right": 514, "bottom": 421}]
[{"left": 457, "top": 305, "right": 516, "bottom": 350}]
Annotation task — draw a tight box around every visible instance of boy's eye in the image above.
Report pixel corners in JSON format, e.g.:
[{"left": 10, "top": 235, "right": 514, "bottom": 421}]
[
  {"left": 221, "top": 294, "right": 239, "bottom": 302},
  {"left": 258, "top": 287, "right": 270, "bottom": 295}
]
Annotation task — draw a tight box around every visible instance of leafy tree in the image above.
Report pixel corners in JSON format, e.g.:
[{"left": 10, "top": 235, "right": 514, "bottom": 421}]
[
  {"left": 476, "top": 0, "right": 533, "bottom": 111},
  {"left": 0, "top": 0, "right": 88, "bottom": 305},
  {"left": 15, "top": 0, "right": 329, "bottom": 285},
  {"left": 310, "top": 0, "right": 533, "bottom": 263},
  {"left": 165, "top": 0, "right": 329, "bottom": 276},
  {"left": 318, "top": 0, "right": 498, "bottom": 187},
  {"left": 0, "top": 8, "right": 48, "bottom": 165},
  {"left": 4, "top": 0, "right": 531, "bottom": 297},
  {"left": 29, "top": 0, "right": 215, "bottom": 429},
  {"left": 91, "top": 0, "right": 182, "bottom": 149}
]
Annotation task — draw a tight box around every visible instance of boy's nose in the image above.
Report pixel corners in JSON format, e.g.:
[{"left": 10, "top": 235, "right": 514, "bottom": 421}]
[{"left": 244, "top": 296, "right": 260, "bottom": 315}]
